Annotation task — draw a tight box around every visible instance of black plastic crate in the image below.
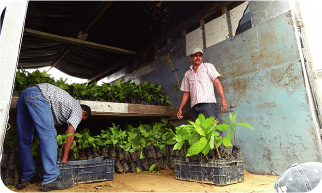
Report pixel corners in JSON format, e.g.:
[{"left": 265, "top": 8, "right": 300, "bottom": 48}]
[
  {"left": 175, "top": 157, "right": 244, "bottom": 185},
  {"left": 58, "top": 156, "right": 115, "bottom": 184}
]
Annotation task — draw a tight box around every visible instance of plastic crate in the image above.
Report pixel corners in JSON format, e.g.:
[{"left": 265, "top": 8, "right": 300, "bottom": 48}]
[
  {"left": 175, "top": 157, "right": 244, "bottom": 185},
  {"left": 58, "top": 156, "right": 115, "bottom": 184}
]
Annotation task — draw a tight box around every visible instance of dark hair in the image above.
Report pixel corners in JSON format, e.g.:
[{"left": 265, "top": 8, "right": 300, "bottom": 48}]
[{"left": 81, "top": 104, "right": 91, "bottom": 117}]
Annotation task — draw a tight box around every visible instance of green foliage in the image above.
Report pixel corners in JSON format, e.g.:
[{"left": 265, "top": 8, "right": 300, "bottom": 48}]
[
  {"left": 221, "top": 112, "right": 253, "bottom": 146},
  {"left": 14, "top": 68, "right": 171, "bottom": 105},
  {"left": 173, "top": 113, "right": 253, "bottom": 158},
  {"left": 7, "top": 118, "right": 175, "bottom": 160}
]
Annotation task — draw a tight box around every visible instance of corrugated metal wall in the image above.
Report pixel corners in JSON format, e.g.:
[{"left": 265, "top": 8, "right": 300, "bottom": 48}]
[{"left": 117, "top": 1, "right": 322, "bottom": 175}]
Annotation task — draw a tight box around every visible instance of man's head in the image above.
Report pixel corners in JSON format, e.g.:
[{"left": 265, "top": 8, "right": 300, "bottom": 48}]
[
  {"left": 274, "top": 162, "right": 322, "bottom": 193},
  {"left": 81, "top": 104, "right": 91, "bottom": 120},
  {"left": 189, "top": 48, "right": 203, "bottom": 66}
]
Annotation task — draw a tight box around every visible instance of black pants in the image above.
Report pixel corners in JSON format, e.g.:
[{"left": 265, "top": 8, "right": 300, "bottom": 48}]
[{"left": 191, "top": 103, "right": 219, "bottom": 122}]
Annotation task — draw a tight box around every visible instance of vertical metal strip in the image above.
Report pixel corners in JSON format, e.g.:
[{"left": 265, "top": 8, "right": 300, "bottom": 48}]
[
  {"left": 290, "top": 0, "right": 322, "bottom": 151},
  {"left": 0, "top": 0, "right": 29, "bottom": 160}
]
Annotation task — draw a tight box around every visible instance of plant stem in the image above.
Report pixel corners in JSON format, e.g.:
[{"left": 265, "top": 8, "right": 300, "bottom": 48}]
[{"left": 213, "top": 140, "right": 221, "bottom": 159}]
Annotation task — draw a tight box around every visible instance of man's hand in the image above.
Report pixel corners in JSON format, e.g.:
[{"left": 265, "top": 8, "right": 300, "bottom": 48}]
[
  {"left": 177, "top": 109, "right": 183, "bottom": 119},
  {"left": 221, "top": 99, "right": 228, "bottom": 112},
  {"left": 62, "top": 125, "right": 75, "bottom": 163}
]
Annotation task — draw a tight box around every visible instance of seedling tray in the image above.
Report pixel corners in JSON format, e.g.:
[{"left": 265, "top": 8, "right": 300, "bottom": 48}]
[
  {"left": 58, "top": 156, "right": 115, "bottom": 184},
  {"left": 175, "top": 157, "right": 244, "bottom": 185}
]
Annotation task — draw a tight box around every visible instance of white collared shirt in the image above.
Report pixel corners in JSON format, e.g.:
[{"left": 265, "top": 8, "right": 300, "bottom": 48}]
[{"left": 180, "top": 62, "right": 220, "bottom": 107}]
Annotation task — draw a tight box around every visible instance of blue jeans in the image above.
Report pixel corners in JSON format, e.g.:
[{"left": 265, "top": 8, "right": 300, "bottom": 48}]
[
  {"left": 191, "top": 103, "right": 219, "bottom": 122},
  {"left": 16, "top": 86, "right": 60, "bottom": 184}
]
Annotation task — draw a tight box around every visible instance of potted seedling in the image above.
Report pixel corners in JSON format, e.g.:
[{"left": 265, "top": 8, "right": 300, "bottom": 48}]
[{"left": 173, "top": 113, "right": 253, "bottom": 185}]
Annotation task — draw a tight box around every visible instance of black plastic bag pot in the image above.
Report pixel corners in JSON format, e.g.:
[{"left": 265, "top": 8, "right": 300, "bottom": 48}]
[
  {"left": 91, "top": 147, "right": 100, "bottom": 158},
  {"left": 232, "top": 145, "right": 241, "bottom": 158},
  {"left": 140, "top": 159, "right": 150, "bottom": 171},
  {"left": 168, "top": 156, "right": 175, "bottom": 169},
  {"left": 1, "top": 147, "right": 8, "bottom": 168},
  {"left": 68, "top": 151, "right": 76, "bottom": 161},
  {"left": 108, "top": 146, "right": 117, "bottom": 159},
  {"left": 135, "top": 160, "right": 143, "bottom": 171},
  {"left": 128, "top": 161, "right": 136, "bottom": 173},
  {"left": 154, "top": 159, "right": 162, "bottom": 171},
  {"left": 85, "top": 147, "right": 93, "bottom": 159},
  {"left": 123, "top": 150, "right": 130, "bottom": 161},
  {"left": 166, "top": 145, "right": 175, "bottom": 156},
  {"left": 121, "top": 160, "right": 129, "bottom": 173},
  {"left": 115, "top": 159, "right": 124, "bottom": 173},
  {"left": 7, "top": 151, "right": 16, "bottom": 169},
  {"left": 129, "top": 152, "right": 137, "bottom": 161},
  {"left": 79, "top": 149, "right": 87, "bottom": 160},
  {"left": 1, "top": 167, "right": 12, "bottom": 186},
  {"left": 99, "top": 147, "right": 109, "bottom": 157},
  {"left": 13, "top": 168, "right": 20, "bottom": 185},
  {"left": 143, "top": 144, "right": 157, "bottom": 159},
  {"left": 117, "top": 147, "right": 125, "bottom": 161},
  {"left": 154, "top": 146, "right": 163, "bottom": 159}
]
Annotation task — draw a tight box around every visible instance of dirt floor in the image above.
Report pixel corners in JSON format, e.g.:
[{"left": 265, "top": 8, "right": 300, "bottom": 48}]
[{"left": 6, "top": 169, "right": 278, "bottom": 192}]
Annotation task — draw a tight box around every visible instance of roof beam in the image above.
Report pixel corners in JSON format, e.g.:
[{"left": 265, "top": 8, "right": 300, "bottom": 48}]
[
  {"left": 24, "top": 28, "right": 136, "bottom": 55},
  {"left": 83, "top": 1, "right": 113, "bottom": 34}
]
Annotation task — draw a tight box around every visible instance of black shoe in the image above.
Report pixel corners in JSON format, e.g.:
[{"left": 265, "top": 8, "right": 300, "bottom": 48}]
[
  {"left": 16, "top": 175, "right": 42, "bottom": 190},
  {"left": 42, "top": 177, "right": 74, "bottom": 192}
]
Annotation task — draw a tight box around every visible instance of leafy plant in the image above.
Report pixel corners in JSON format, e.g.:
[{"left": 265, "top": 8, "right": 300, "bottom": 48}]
[
  {"left": 218, "top": 112, "right": 253, "bottom": 146},
  {"left": 173, "top": 113, "right": 252, "bottom": 159}
]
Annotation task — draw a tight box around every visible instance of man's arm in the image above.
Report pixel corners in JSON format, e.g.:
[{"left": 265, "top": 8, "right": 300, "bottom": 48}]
[
  {"left": 213, "top": 77, "right": 228, "bottom": 111},
  {"left": 61, "top": 124, "right": 75, "bottom": 163},
  {"left": 177, "top": 91, "right": 190, "bottom": 119}
]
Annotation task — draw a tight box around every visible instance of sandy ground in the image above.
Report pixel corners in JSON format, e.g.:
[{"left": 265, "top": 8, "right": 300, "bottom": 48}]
[{"left": 7, "top": 169, "right": 278, "bottom": 192}]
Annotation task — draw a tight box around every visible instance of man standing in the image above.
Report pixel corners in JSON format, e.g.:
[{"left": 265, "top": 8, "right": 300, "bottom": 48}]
[
  {"left": 15, "top": 83, "right": 91, "bottom": 191},
  {"left": 177, "top": 48, "right": 228, "bottom": 121}
]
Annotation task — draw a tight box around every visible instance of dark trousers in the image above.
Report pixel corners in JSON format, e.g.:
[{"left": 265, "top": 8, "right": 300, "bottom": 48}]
[{"left": 191, "top": 103, "right": 219, "bottom": 122}]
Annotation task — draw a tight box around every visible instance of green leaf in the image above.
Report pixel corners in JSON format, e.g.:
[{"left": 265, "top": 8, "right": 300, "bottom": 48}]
[
  {"left": 149, "top": 164, "right": 156, "bottom": 172},
  {"left": 223, "top": 137, "right": 233, "bottom": 147},
  {"left": 237, "top": 122, "right": 253, "bottom": 130},
  {"left": 226, "top": 131, "right": 233, "bottom": 142},
  {"left": 202, "top": 143, "right": 210, "bottom": 156},
  {"left": 173, "top": 141, "right": 184, "bottom": 150},
  {"left": 189, "top": 121, "right": 205, "bottom": 136},
  {"left": 186, "top": 137, "right": 207, "bottom": 157},
  {"left": 229, "top": 113, "right": 235, "bottom": 123},
  {"left": 209, "top": 133, "right": 215, "bottom": 149},
  {"left": 198, "top": 114, "right": 206, "bottom": 125},
  {"left": 136, "top": 167, "right": 141, "bottom": 174},
  {"left": 215, "top": 124, "right": 230, "bottom": 131},
  {"left": 222, "top": 117, "right": 229, "bottom": 124},
  {"left": 140, "top": 151, "right": 145, "bottom": 159},
  {"left": 109, "top": 184, "right": 118, "bottom": 187}
]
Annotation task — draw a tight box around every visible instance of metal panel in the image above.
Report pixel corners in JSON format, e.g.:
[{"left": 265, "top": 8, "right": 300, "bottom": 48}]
[
  {"left": 186, "top": 27, "right": 203, "bottom": 56},
  {"left": 249, "top": 1, "right": 291, "bottom": 27},
  {"left": 0, "top": 1, "right": 28, "bottom": 162},
  {"left": 204, "top": 11, "right": 322, "bottom": 174},
  {"left": 205, "top": 14, "right": 229, "bottom": 48},
  {"left": 230, "top": 1, "right": 249, "bottom": 36}
]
